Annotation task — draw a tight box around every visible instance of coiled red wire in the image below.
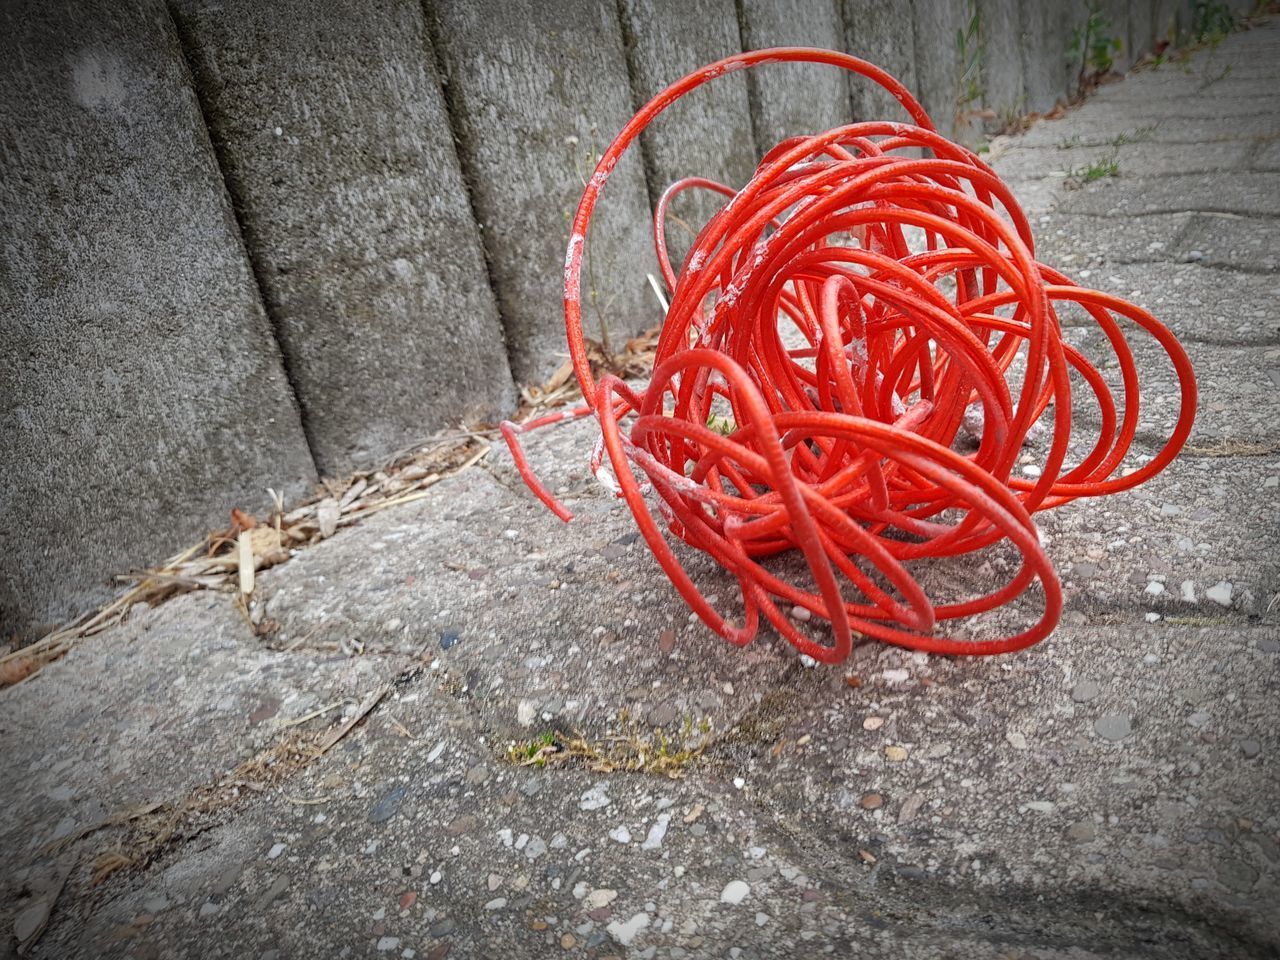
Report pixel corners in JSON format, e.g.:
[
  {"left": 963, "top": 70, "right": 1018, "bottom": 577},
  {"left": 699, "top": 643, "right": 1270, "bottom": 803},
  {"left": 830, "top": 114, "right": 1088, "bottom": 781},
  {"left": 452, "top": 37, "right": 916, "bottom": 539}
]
[{"left": 502, "top": 48, "right": 1197, "bottom": 663}]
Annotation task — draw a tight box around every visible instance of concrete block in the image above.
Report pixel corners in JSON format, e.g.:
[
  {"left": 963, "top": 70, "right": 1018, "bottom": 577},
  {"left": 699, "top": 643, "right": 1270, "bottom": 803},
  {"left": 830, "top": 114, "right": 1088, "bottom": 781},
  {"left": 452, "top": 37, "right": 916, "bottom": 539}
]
[
  {"left": 911, "top": 0, "right": 969, "bottom": 140},
  {"left": 1127, "top": 0, "right": 1156, "bottom": 60},
  {"left": 426, "top": 0, "right": 657, "bottom": 385},
  {"left": 738, "top": 0, "right": 853, "bottom": 149},
  {"left": 978, "top": 0, "right": 1027, "bottom": 132},
  {"left": 1098, "top": 0, "right": 1136, "bottom": 72},
  {"left": 840, "top": 0, "right": 919, "bottom": 124},
  {"left": 1152, "top": 0, "right": 1183, "bottom": 45},
  {"left": 171, "top": 0, "right": 515, "bottom": 474},
  {"left": 0, "top": 0, "right": 316, "bottom": 638},
  {"left": 1019, "top": 0, "right": 1076, "bottom": 114},
  {"left": 618, "top": 0, "right": 758, "bottom": 263}
]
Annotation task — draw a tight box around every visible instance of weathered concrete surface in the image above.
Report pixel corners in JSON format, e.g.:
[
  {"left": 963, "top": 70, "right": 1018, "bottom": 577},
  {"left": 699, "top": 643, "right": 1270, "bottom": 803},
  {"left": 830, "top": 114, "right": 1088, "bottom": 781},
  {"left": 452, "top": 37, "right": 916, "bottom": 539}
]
[
  {"left": 0, "top": 0, "right": 316, "bottom": 640},
  {"left": 426, "top": 0, "right": 659, "bottom": 386},
  {"left": 738, "top": 0, "right": 852, "bottom": 150},
  {"left": 977, "top": 0, "right": 1026, "bottom": 132},
  {"left": 1018, "top": 0, "right": 1076, "bottom": 114},
  {"left": 3, "top": 18, "right": 1279, "bottom": 960},
  {"left": 171, "top": 0, "right": 516, "bottom": 475},
  {"left": 619, "top": 0, "right": 758, "bottom": 267},
  {"left": 910, "top": 1, "right": 966, "bottom": 140},
  {"left": 840, "top": 0, "right": 918, "bottom": 125}
]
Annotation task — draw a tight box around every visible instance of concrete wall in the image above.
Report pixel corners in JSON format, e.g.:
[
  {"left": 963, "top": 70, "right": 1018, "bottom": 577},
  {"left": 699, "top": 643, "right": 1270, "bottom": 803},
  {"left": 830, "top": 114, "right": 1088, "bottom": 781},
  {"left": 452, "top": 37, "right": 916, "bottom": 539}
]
[
  {"left": 1, "top": 0, "right": 1213, "bottom": 638},
  {"left": 170, "top": 0, "right": 516, "bottom": 475},
  {"left": 0, "top": 0, "right": 316, "bottom": 637},
  {"left": 739, "top": 0, "right": 852, "bottom": 150},
  {"left": 427, "top": 0, "right": 657, "bottom": 383},
  {"left": 618, "top": 0, "right": 757, "bottom": 264}
]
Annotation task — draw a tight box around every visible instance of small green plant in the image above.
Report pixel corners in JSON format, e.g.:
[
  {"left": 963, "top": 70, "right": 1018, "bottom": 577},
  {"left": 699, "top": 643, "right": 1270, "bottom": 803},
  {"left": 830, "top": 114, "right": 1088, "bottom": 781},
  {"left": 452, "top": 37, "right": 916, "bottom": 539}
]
[
  {"left": 503, "top": 710, "right": 715, "bottom": 779},
  {"left": 1110, "top": 124, "right": 1158, "bottom": 146},
  {"left": 1067, "top": 151, "right": 1120, "bottom": 186},
  {"left": 1190, "top": 0, "right": 1236, "bottom": 44},
  {"left": 506, "top": 730, "right": 556, "bottom": 768},
  {"left": 954, "top": 0, "right": 985, "bottom": 127},
  {"left": 1067, "top": 0, "right": 1123, "bottom": 95},
  {"left": 706, "top": 413, "right": 736, "bottom": 436}
]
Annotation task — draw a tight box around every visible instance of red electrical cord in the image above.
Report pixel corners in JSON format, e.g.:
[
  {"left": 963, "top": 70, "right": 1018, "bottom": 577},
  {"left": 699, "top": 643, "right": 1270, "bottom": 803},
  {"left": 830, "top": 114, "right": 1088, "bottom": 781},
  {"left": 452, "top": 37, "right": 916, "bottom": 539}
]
[{"left": 502, "top": 48, "right": 1197, "bottom": 663}]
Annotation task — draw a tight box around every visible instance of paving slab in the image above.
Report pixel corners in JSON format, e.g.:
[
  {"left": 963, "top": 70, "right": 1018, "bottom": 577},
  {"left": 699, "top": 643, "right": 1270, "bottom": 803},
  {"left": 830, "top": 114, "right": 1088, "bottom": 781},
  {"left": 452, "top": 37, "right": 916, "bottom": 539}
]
[
  {"left": 1177, "top": 212, "right": 1280, "bottom": 272},
  {"left": 1056, "top": 171, "right": 1280, "bottom": 218},
  {"left": 990, "top": 140, "right": 1257, "bottom": 181},
  {"left": 1062, "top": 261, "right": 1280, "bottom": 345},
  {"left": 1031, "top": 212, "right": 1195, "bottom": 266}
]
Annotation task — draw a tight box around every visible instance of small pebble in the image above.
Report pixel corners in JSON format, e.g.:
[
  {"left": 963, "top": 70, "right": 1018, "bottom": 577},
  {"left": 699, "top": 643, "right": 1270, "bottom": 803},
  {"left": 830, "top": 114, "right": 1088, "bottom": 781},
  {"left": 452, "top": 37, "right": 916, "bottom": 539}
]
[
  {"left": 863, "top": 716, "right": 884, "bottom": 731},
  {"left": 606, "top": 913, "right": 650, "bottom": 946},
  {"left": 608, "top": 825, "right": 632, "bottom": 844},
  {"left": 1071, "top": 680, "right": 1101, "bottom": 703},
  {"left": 720, "top": 880, "right": 750, "bottom": 905},
  {"left": 733, "top": 777, "right": 745, "bottom": 790},
  {"left": 1240, "top": 740, "right": 1261, "bottom": 758},
  {"left": 1205, "top": 581, "right": 1233, "bottom": 607},
  {"left": 884, "top": 745, "right": 908, "bottom": 762},
  {"left": 266, "top": 843, "right": 286, "bottom": 860},
  {"left": 789, "top": 606, "right": 812, "bottom": 622},
  {"left": 1095, "top": 714, "right": 1132, "bottom": 741},
  {"left": 860, "top": 793, "right": 883, "bottom": 810}
]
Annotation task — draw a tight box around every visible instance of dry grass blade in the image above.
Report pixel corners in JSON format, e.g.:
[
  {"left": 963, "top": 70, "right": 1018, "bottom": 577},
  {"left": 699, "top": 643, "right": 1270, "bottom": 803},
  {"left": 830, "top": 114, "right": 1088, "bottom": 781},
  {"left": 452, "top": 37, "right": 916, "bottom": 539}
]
[{"left": 316, "top": 685, "right": 388, "bottom": 754}]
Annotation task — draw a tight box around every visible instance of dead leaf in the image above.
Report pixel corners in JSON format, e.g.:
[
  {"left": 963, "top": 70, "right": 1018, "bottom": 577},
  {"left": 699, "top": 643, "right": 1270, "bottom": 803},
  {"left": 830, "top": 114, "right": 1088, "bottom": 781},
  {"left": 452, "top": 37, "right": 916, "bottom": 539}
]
[
  {"left": 0, "top": 656, "right": 38, "bottom": 688},
  {"left": 229, "top": 508, "right": 258, "bottom": 534}
]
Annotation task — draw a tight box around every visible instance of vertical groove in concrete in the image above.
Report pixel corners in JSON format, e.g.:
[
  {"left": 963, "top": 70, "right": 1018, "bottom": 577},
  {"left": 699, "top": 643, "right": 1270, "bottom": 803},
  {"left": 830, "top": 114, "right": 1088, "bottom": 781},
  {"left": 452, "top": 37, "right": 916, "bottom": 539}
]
[
  {"left": 418, "top": 1, "right": 512, "bottom": 372},
  {"left": 615, "top": 0, "right": 664, "bottom": 213},
  {"left": 169, "top": 0, "right": 515, "bottom": 477},
  {"left": 738, "top": 0, "right": 852, "bottom": 151},
  {"left": 426, "top": 0, "right": 657, "bottom": 384},
  {"left": 733, "top": 0, "right": 769, "bottom": 162},
  {"left": 166, "top": 3, "right": 320, "bottom": 476}
]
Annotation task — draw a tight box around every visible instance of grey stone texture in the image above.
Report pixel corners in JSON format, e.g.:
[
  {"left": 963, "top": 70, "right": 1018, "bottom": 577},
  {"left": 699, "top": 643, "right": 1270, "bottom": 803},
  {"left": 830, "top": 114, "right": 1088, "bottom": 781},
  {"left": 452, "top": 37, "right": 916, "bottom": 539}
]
[
  {"left": 738, "top": 0, "right": 853, "bottom": 149},
  {"left": 426, "top": 0, "right": 658, "bottom": 385},
  {"left": 977, "top": 0, "right": 1026, "bottom": 131},
  {"left": 3, "top": 21, "right": 1279, "bottom": 958},
  {"left": 171, "top": 0, "right": 516, "bottom": 475},
  {"left": 1018, "top": 0, "right": 1076, "bottom": 114},
  {"left": 841, "top": 0, "right": 918, "bottom": 125},
  {"left": 910, "top": 0, "right": 967, "bottom": 140},
  {"left": 619, "top": 0, "right": 759, "bottom": 266},
  {"left": 0, "top": 0, "right": 315, "bottom": 639}
]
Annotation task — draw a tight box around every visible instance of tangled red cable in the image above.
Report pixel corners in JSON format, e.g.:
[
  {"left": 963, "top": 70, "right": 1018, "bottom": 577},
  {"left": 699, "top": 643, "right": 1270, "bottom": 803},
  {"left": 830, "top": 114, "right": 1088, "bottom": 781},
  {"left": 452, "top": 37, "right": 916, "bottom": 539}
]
[{"left": 502, "top": 48, "right": 1197, "bottom": 663}]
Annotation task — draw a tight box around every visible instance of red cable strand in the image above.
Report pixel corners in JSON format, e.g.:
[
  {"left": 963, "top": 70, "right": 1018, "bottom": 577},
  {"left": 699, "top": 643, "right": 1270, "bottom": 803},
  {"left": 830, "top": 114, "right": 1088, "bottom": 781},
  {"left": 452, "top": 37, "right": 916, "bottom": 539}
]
[{"left": 502, "top": 47, "right": 1197, "bottom": 662}]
